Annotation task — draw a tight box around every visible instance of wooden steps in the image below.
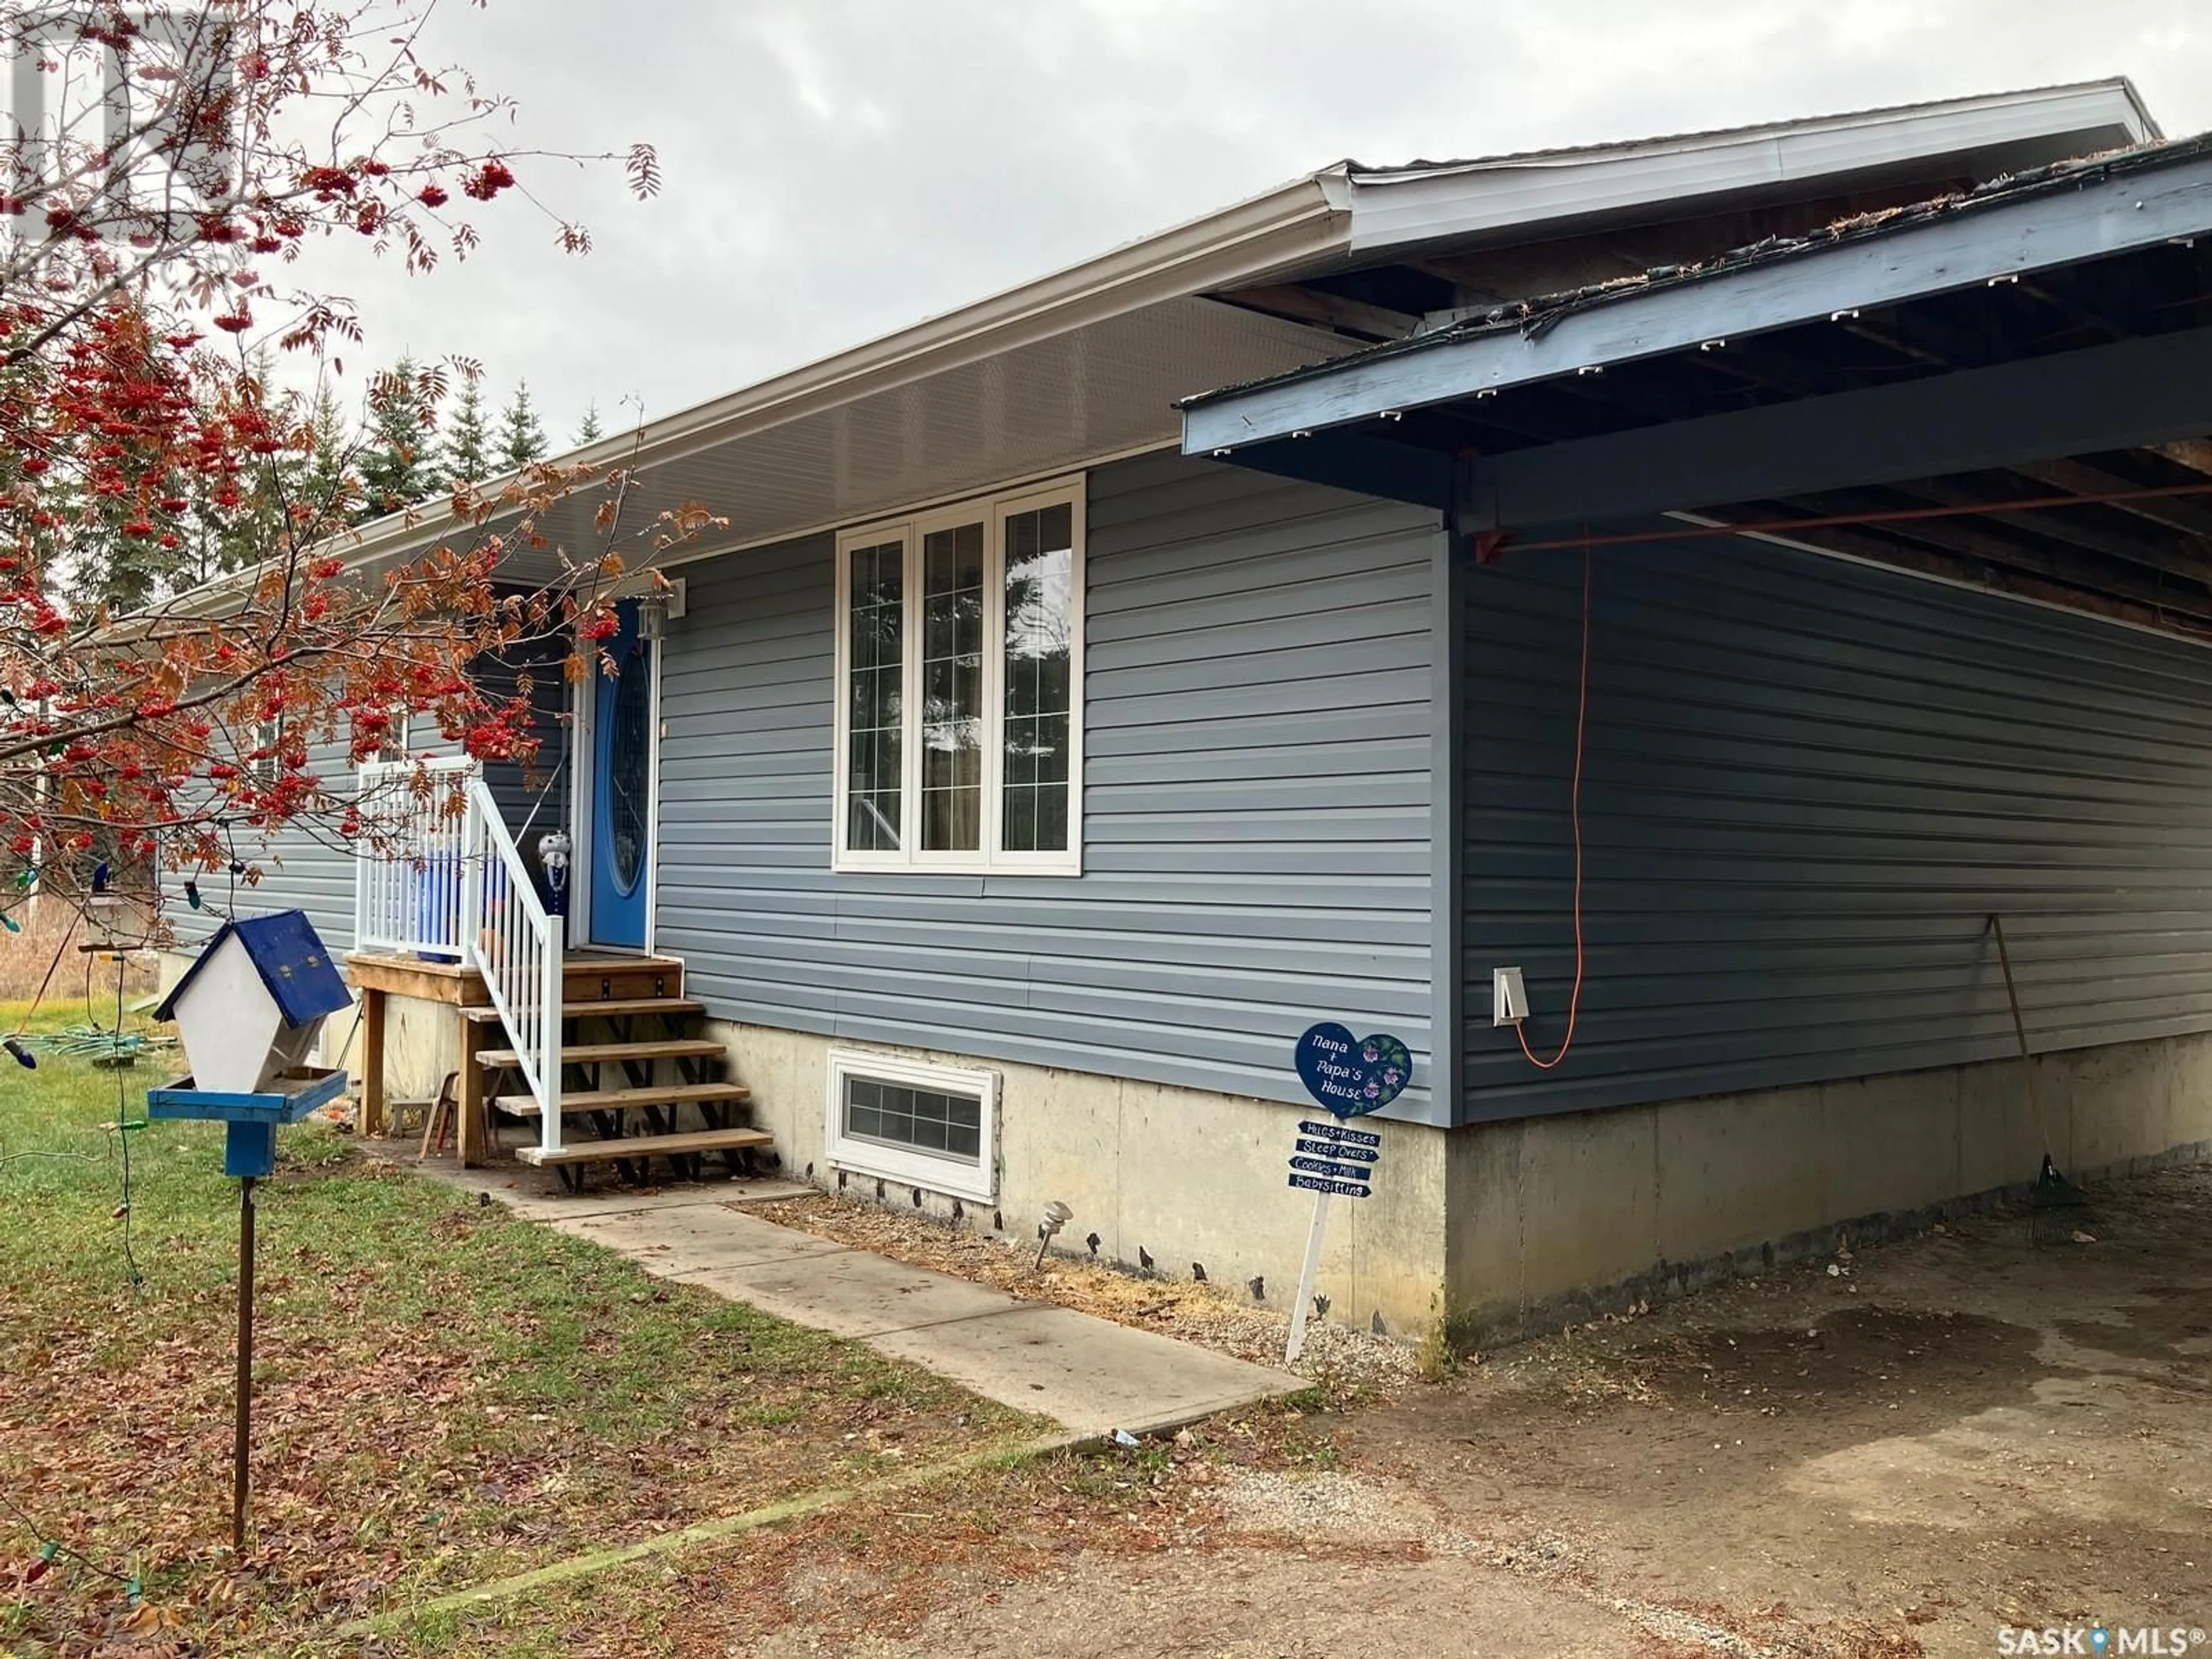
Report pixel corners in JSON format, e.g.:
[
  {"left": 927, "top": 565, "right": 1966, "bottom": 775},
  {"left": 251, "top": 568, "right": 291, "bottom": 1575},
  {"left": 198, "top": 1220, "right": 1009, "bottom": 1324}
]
[
  {"left": 516, "top": 1126, "right": 772, "bottom": 1168},
  {"left": 478, "top": 1037, "right": 726, "bottom": 1069},
  {"left": 463, "top": 996, "right": 706, "bottom": 1026},
  {"left": 562, "top": 955, "right": 684, "bottom": 1003},
  {"left": 494, "top": 1081, "right": 753, "bottom": 1118},
  {"left": 562, "top": 997, "right": 706, "bottom": 1020},
  {"left": 468, "top": 952, "right": 774, "bottom": 1190}
]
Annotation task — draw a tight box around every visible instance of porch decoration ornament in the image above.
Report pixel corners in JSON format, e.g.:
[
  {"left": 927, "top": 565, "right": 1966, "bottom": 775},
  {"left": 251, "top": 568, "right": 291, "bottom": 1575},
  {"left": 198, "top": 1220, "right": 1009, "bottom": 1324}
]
[
  {"left": 1282, "top": 1021, "right": 1411, "bottom": 1366},
  {"left": 1292, "top": 1024, "right": 1410, "bottom": 1118},
  {"left": 537, "top": 831, "right": 572, "bottom": 917}
]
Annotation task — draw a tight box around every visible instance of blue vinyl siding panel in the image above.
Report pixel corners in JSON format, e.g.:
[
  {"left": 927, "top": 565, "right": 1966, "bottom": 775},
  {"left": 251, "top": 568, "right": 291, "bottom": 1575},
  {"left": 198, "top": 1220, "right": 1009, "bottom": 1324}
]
[
  {"left": 1461, "top": 529, "right": 2212, "bottom": 1119},
  {"left": 654, "top": 452, "right": 1442, "bottom": 1116}
]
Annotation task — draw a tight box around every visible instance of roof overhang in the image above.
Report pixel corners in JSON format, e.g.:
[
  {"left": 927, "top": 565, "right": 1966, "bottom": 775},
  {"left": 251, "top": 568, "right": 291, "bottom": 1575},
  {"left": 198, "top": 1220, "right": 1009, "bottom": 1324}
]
[
  {"left": 1182, "top": 139, "right": 2212, "bottom": 459},
  {"left": 158, "top": 79, "right": 2171, "bottom": 615},
  {"left": 1182, "top": 139, "right": 2212, "bottom": 645},
  {"left": 165, "top": 171, "right": 1358, "bottom": 609}
]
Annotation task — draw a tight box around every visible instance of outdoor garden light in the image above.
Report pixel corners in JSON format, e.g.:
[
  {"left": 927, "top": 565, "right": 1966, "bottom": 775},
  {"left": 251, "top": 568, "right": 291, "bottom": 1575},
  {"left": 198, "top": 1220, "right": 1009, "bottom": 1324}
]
[{"left": 1033, "top": 1199, "right": 1073, "bottom": 1268}]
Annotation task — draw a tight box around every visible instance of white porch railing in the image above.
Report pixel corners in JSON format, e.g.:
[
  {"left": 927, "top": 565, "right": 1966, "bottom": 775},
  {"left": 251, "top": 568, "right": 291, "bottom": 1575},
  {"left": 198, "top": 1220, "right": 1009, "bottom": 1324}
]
[
  {"left": 354, "top": 755, "right": 480, "bottom": 956},
  {"left": 461, "top": 775, "right": 562, "bottom": 1153}
]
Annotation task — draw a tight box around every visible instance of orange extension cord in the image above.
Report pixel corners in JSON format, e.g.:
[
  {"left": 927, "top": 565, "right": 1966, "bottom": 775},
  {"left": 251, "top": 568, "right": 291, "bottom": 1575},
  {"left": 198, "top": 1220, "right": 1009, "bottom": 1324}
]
[{"left": 1516, "top": 546, "right": 1592, "bottom": 1071}]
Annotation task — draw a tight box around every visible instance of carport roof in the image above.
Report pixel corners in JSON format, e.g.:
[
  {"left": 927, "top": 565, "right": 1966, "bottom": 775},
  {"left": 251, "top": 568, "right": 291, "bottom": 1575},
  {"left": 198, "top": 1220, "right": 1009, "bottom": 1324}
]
[
  {"left": 1180, "top": 134, "right": 2212, "bottom": 454},
  {"left": 1180, "top": 136, "right": 2212, "bottom": 646}
]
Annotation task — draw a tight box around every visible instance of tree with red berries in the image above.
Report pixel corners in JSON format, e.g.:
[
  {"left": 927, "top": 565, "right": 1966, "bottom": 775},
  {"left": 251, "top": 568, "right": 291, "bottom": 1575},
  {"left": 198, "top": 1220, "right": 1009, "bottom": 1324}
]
[{"left": 0, "top": 1, "right": 696, "bottom": 923}]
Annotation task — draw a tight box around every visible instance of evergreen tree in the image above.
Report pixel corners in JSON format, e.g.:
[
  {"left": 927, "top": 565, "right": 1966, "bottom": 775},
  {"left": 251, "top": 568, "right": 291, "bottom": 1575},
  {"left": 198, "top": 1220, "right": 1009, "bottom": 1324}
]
[
  {"left": 355, "top": 355, "right": 444, "bottom": 517},
  {"left": 498, "top": 380, "right": 549, "bottom": 468},
  {"left": 308, "top": 383, "right": 357, "bottom": 510},
  {"left": 574, "top": 400, "right": 604, "bottom": 445},
  {"left": 443, "top": 373, "right": 494, "bottom": 484}
]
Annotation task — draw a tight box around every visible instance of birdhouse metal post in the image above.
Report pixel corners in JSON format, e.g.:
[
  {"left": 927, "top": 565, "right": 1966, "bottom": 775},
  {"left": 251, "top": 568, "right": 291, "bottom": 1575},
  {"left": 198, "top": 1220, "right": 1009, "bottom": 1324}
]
[{"left": 149, "top": 910, "right": 351, "bottom": 1548}]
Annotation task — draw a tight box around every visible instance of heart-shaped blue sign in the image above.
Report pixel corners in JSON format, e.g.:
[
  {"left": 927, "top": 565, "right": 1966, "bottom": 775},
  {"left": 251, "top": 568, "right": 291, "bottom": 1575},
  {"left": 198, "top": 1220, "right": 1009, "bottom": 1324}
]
[{"left": 1294, "top": 1022, "right": 1412, "bottom": 1118}]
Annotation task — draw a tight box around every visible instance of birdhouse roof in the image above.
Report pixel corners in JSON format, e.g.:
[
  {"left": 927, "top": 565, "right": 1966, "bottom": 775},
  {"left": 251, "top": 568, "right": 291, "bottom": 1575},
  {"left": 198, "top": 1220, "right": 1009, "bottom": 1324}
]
[{"left": 154, "top": 910, "right": 350, "bottom": 1028}]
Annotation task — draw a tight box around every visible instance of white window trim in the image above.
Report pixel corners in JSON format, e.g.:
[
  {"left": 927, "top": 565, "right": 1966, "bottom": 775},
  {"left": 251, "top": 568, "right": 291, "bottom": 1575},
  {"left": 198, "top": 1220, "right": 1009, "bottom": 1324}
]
[
  {"left": 831, "top": 474, "right": 1085, "bottom": 876},
  {"left": 824, "top": 1048, "right": 999, "bottom": 1204}
]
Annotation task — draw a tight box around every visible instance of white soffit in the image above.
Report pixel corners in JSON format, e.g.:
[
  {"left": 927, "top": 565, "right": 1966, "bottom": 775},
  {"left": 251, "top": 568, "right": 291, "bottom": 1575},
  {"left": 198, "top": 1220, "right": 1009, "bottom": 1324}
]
[
  {"left": 498, "top": 296, "right": 1350, "bottom": 581},
  {"left": 1341, "top": 79, "right": 2160, "bottom": 255}
]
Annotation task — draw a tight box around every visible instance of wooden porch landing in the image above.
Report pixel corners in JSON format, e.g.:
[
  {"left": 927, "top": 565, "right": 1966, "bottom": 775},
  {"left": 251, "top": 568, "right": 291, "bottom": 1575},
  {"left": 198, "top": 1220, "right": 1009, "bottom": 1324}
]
[{"left": 343, "top": 950, "right": 767, "bottom": 1185}]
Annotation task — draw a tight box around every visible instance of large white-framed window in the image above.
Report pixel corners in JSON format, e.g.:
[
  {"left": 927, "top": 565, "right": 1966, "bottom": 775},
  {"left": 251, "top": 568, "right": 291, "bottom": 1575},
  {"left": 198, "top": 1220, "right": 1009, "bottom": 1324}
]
[
  {"left": 832, "top": 476, "right": 1084, "bottom": 874},
  {"left": 824, "top": 1048, "right": 999, "bottom": 1203}
]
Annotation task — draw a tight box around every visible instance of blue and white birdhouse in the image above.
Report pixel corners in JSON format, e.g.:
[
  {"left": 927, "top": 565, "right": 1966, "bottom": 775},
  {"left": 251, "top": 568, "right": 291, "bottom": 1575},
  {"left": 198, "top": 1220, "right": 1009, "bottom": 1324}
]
[{"left": 150, "top": 911, "right": 352, "bottom": 1177}]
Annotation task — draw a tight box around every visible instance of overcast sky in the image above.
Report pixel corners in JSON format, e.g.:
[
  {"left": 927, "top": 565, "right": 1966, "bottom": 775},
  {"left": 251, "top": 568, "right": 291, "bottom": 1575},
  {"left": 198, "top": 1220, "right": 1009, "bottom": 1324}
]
[{"left": 310, "top": 0, "right": 2212, "bottom": 450}]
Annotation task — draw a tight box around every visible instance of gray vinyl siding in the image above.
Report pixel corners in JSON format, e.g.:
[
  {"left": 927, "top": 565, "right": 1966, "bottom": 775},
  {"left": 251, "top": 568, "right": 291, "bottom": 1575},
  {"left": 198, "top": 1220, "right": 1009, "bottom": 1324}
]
[
  {"left": 1461, "top": 528, "right": 2212, "bottom": 1120},
  {"left": 160, "top": 734, "right": 359, "bottom": 954},
  {"left": 654, "top": 452, "right": 1440, "bottom": 1115}
]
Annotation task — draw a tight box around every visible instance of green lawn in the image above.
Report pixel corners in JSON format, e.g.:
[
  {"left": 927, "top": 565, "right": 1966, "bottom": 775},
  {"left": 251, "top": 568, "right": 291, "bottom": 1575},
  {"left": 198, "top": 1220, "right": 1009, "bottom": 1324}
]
[{"left": 0, "top": 1003, "right": 1039, "bottom": 1656}]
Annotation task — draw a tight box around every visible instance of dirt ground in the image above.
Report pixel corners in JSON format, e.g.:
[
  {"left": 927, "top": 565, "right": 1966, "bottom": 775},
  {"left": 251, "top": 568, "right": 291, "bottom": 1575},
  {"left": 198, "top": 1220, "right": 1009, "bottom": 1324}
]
[{"left": 775, "top": 1164, "right": 2212, "bottom": 1659}]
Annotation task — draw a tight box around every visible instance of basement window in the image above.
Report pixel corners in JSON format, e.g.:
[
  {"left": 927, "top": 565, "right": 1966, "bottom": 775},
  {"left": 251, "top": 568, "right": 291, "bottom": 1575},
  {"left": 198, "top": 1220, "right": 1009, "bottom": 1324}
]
[
  {"left": 824, "top": 1049, "right": 998, "bottom": 1203},
  {"left": 832, "top": 477, "right": 1084, "bottom": 874}
]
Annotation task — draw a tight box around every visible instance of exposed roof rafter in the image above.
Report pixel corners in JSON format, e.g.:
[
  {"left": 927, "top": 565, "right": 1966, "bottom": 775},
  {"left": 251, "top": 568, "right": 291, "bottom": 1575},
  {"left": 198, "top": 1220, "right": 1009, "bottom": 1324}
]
[{"left": 1184, "top": 142, "right": 2212, "bottom": 457}]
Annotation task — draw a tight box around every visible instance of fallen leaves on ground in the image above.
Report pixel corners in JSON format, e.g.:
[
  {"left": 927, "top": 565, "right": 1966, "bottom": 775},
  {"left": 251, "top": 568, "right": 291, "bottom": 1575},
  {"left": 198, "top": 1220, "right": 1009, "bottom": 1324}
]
[
  {"left": 0, "top": 1037, "right": 1034, "bottom": 1656},
  {"left": 756, "top": 1192, "right": 1420, "bottom": 1400}
]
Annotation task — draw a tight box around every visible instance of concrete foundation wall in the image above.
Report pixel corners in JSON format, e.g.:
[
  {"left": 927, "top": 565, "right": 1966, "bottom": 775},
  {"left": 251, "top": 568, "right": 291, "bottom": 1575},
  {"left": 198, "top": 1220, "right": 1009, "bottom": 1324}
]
[
  {"left": 709, "top": 1017, "right": 1451, "bottom": 1338},
  {"left": 1445, "top": 1028, "right": 2212, "bottom": 1346}
]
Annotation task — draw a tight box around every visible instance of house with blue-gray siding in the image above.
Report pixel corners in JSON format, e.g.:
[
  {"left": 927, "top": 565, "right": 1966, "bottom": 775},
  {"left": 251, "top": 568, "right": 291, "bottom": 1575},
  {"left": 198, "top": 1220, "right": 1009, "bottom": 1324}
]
[{"left": 173, "top": 77, "right": 2212, "bottom": 1343}]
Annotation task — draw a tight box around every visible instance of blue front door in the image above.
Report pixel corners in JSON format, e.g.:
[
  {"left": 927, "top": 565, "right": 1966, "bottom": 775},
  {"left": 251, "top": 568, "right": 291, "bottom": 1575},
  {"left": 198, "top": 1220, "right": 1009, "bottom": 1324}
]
[{"left": 589, "top": 600, "right": 652, "bottom": 948}]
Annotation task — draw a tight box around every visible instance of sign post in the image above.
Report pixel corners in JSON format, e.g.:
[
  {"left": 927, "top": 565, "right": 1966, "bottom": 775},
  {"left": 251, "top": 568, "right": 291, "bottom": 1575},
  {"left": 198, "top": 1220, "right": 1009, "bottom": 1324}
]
[
  {"left": 1286, "top": 1180, "right": 1332, "bottom": 1366},
  {"left": 1283, "top": 1024, "right": 1408, "bottom": 1365}
]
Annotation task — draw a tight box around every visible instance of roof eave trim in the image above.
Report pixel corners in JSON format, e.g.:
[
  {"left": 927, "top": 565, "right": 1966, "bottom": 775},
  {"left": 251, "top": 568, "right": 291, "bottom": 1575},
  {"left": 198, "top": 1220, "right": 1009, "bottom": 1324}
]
[
  {"left": 1344, "top": 78, "right": 2157, "bottom": 186},
  {"left": 1337, "top": 79, "right": 2160, "bottom": 256},
  {"left": 304, "top": 171, "right": 1349, "bottom": 583}
]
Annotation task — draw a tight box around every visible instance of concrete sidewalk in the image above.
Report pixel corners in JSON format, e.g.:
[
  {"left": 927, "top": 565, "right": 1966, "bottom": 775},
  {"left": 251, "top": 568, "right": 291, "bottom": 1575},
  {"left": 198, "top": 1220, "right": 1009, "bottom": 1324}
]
[{"left": 419, "top": 1161, "right": 1303, "bottom": 1438}]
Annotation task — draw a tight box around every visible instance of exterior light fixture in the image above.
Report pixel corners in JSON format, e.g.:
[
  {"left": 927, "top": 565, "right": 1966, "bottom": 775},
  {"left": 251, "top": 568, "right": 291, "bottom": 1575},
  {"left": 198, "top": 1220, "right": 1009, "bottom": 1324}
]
[
  {"left": 635, "top": 590, "right": 671, "bottom": 641},
  {"left": 1033, "top": 1199, "right": 1073, "bottom": 1269}
]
